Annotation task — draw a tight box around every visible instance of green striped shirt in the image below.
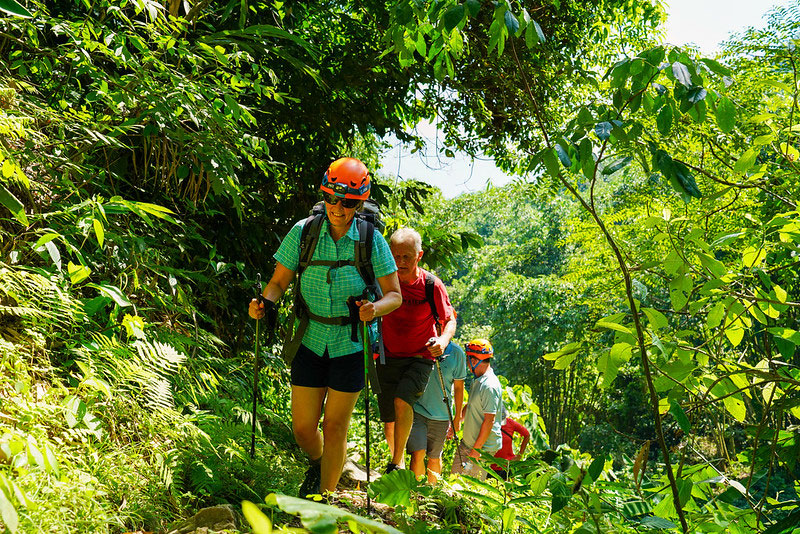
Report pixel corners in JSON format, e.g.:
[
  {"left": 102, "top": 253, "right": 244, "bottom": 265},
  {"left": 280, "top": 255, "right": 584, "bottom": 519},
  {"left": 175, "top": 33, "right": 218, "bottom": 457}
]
[{"left": 275, "top": 216, "right": 396, "bottom": 358}]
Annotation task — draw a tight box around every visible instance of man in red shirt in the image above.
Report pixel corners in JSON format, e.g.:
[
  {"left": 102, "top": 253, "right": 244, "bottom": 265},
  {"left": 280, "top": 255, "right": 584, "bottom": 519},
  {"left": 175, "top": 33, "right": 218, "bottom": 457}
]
[
  {"left": 491, "top": 416, "right": 531, "bottom": 479},
  {"left": 378, "top": 227, "right": 456, "bottom": 473}
]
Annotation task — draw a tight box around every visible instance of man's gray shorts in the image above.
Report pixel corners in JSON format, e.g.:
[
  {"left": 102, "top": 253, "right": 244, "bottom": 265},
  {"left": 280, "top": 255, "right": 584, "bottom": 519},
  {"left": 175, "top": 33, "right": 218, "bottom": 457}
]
[{"left": 406, "top": 412, "right": 450, "bottom": 458}]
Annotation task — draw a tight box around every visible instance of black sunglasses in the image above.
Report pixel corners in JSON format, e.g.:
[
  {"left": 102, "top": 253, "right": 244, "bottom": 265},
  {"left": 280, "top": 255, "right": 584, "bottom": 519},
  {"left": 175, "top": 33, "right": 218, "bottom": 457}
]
[{"left": 323, "top": 191, "right": 361, "bottom": 209}]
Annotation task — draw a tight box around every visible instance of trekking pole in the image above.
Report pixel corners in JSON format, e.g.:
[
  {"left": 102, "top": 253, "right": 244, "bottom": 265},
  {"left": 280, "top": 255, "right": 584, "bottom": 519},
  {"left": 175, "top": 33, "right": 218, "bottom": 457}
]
[
  {"left": 362, "top": 318, "right": 372, "bottom": 514},
  {"left": 250, "top": 274, "right": 263, "bottom": 459},
  {"left": 430, "top": 339, "right": 464, "bottom": 468}
]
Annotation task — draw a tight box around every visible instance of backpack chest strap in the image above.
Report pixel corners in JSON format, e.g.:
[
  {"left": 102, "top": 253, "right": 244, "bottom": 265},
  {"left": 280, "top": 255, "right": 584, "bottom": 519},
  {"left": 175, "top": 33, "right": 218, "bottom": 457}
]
[{"left": 302, "top": 259, "right": 357, "bottom": 284}]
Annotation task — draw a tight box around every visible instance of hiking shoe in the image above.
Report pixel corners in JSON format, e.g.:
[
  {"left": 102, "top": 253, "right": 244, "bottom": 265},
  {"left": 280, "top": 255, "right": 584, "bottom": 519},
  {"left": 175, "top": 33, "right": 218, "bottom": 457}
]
[
  {"left": 299, "top": 463, "right": 321, "bottom": 497},
  {"left": 383, "top": 463, "right": 401, "bottom": 474}
]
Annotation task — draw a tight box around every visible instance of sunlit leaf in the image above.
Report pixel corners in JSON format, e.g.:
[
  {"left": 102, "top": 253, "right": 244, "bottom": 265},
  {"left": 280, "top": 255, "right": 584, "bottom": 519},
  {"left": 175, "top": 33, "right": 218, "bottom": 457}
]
[
  {"left": 723, "top": 395, "right": 746, "bottom": 422},
  {"left": 92, "top": 218, "right": 105, "bottom": 248},
  {"left": 0, "top": 0, "right": 32, "bottom": 17},
  {"left": 671, "top": 62, "right": 693, "bottom": 87},
  {"left": 67, "top": 262, "right": 91, "bottom": 285},
  {"left": 715, "top": 96, "right": 736, "bottom": 133},
  {"left": 733, "top": 148, "right": 757, "bottom": 174},
  {"left": 741, "top": 246, "right": 766, "bottom": 269},
  {"left": 0, "top": 183, "right": 28, "bottom": 226},
  {"left": 242, "top": 500, "right": 272, "bottom": 534},
  {"left": 87, "top": 282, "right": 132, "bottom": 307},
  {"left": 0, "top": 486, "right": 18, "bottom": 534},
  {"left": 266, "top": 493, "right": 403, "bottom": 533}
]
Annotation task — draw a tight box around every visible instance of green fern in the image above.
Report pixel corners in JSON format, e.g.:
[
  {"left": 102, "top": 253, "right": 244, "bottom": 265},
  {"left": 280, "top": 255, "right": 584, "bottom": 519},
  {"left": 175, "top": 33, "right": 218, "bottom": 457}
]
[
  {"left": 77, "top": 333, "right": 187, "bottom": 410},
  {"left": 0, "top": 264, "right": 79, "bottom": 331}
]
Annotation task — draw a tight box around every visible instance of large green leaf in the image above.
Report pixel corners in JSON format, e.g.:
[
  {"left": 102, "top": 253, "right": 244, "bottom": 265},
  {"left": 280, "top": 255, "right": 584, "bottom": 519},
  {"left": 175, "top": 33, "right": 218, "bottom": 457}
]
[
  {"left": 598, "top": 343, "right": 632, "bottom": 387},
  {"left": 672, "top": 160, "right": 701, "bottom": 198},
  {"left": 700, "top": 58, "right": 731, "bottom": 76},
  {"left": 0, "top": 183, "right": 28, "bottom": 226},
  {"left": 87, "top": 283, "right": 132, "bottom": 307},
  {"left": 543, "top": 342, "right": 581, "bottom": 370},
  {"left": 549, "top": 473, "right": 571, "bottom": 514},
  {"left": 442, "top": 5, "right": 465, "bottom": 32},
  {"left": 587, "top": 456, "right": 605, "bottom": 482},
  {"left": 241, "top": 501, "right": 271, "bottom": 534},
  {"left": 715, "top": 96, "right": 736, "bottom": 133},
  {"left": 465, "top": 0, "right": 481, "bottom": 16},
  {"left": 669, "top": 400, "right": 691, "bottom": 433},
  {"left": 669, "top": 273, "right": 692, "bottom": 311},
  {"left": 723, "top": 395, "right": 746, "bottom": 422},
  {"left": 0, "top": 484, "right": 18, "bottom": 534},
  {"left": 639, "top": 516, "right": 677, "bottom": 529},
  {"left": 601, "top": 156, "right": 632, "bottom": 175},
  {"left": 367, "top": 469, "right": 424, "bottom": 508},
  {"left": 595, "top": 121, "right": 612, "bottom": 141},
  {"left": 503, "top": 9, "right": 519, "bottom": 35},
  {"left": 555, "top": 143, "right": 572, "bottom": 168},
  {"left": 733, "top": 148, "right": 757, "bottom": 174},
  {"left": 266, "top": 493, "right": 403, "bottom": 534},
  {"left": 0, "top": 0, "right": 32, "bottom": 17},
  {"left": 642, "top": 307, "right": 668, "bottom": 330},
  {"left": 671, "top": 62, "right": 693, "bottom": 87}
]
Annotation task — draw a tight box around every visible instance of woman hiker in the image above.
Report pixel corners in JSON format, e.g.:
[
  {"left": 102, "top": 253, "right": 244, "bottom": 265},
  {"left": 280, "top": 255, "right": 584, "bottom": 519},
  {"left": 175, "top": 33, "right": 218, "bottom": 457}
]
[{"left": 249, "top": 157, "right": 401, "bottom": 496}]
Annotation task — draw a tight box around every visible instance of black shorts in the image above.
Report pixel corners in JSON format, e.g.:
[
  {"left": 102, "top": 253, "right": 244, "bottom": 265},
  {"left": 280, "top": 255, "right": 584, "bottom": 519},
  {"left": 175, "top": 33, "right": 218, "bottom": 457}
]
[
  {"left": 376, "top": 357, "right": 433, "bottom": 422},
  {"left": 290, "top": 344, "right": 365, "bottom": 393}
]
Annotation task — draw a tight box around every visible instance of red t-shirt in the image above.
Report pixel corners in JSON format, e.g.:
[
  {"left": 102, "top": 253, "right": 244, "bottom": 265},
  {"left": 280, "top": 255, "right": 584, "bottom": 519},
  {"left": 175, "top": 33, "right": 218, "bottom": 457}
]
[
  {"left": 382, "top": 268, "right": 453, "bottom": 359},
  {"left": 493, "top": 418, "right": 530, "bottom": 461}
]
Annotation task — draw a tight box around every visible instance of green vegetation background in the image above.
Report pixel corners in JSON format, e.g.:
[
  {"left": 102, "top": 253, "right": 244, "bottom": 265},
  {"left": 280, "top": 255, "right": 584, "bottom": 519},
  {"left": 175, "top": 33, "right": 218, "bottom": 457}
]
[{"left": 0, "top": 0, "right": 798, "bottom": 532}]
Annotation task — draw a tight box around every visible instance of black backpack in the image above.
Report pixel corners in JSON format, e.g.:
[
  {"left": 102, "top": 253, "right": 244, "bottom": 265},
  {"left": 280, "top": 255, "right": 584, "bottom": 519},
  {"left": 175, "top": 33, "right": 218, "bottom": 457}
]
[{"left": 281, "top": 199, "right": 385, "bottom": 365}]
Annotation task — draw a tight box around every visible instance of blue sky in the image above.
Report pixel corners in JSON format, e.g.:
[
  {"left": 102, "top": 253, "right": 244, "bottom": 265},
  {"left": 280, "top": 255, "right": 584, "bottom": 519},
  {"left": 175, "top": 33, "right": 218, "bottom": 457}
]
[{"left": 378, "top": 0, "right": 792, "bottom": 198}]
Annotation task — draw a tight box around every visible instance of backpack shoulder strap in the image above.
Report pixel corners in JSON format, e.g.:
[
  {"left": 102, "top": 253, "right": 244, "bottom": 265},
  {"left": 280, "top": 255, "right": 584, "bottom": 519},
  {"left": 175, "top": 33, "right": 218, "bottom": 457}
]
[
  {"left": 424, "top": 270, "right": 439, "bottom": 323},
  {"left": 298, "top": 213, "right": 325, "bottom": 274},
  {"left": 354, "top": 217, "right": 380, "bottom": 297}
]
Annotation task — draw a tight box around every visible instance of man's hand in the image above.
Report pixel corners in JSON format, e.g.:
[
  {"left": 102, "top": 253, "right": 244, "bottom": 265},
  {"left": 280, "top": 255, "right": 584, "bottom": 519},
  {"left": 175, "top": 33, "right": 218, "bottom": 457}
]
[
  {"left": 426, "top": 336, "right": 447, "bottom": 358},
  {"left": 446, "top": 415, "right": 461, "bottom": 439}
]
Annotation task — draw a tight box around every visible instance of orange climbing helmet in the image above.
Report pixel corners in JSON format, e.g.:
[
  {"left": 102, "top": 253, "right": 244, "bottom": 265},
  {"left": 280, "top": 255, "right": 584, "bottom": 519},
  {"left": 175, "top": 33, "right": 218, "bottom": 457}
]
[
  {"left": 320, "top": 157, "right": 371, "bottom": 200},
  {"left": 465, "top": 338, "right": 493, "bottom": 360}
]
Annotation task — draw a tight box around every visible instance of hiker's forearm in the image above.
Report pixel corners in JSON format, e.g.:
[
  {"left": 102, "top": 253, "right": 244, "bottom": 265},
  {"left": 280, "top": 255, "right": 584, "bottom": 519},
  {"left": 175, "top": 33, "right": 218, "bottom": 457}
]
[
  {"left": 453, "top": 380, "right": 464, "bottom": 429},
  {"left": 374, "top": 272, "right": 402, "bottom": 316},
  {"left": 264, "top": 262, "right": 294, "bottom": 302},
  {"left": 471, "top": 413, "right": 495, "bottom": 454},
  {"left": 439, "top": 316, "right": 456, "bottom": 345},
  {"left": 519, "top": 436, "right": 530, "bottom": 457}
]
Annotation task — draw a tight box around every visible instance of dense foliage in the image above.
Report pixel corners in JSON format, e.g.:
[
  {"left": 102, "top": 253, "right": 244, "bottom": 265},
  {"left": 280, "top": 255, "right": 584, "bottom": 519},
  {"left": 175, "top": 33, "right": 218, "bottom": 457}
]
[{"left": 1, "top": 0, "right": 799, "bottom": 533}]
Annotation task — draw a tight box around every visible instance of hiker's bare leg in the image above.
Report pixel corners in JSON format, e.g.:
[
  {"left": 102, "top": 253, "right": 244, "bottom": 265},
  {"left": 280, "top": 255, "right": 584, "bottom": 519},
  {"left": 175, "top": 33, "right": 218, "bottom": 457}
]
[
  {"left": 384, "top": 421, "right": 395, "bottom": 458},
  {"left": 410, "top": 449, "right": 425, "bottom": 478},
  {"left": 320, "top": 388, "right": 360, "bottom": 492},
  {"left": 291, "top": 385, "right": 326, "bottom": 460},
  {"left": 427, "top": 457, "right": 442, "bottom": 484},
  {"left": 391, "top": 397, "right": 413, "bottom": 467}
]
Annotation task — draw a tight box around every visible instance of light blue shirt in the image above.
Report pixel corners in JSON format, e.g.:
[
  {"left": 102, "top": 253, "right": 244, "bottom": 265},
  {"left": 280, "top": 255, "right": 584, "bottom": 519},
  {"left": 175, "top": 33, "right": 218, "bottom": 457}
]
[
  {"left": 414, "top": 342, "right": 467, "bottom": 421},
  {"left": 275, "top": 216, "right": 396, "bottom": 358},
  {"left": 462, "top": 367, "right": 502, "bottom": 453}
]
